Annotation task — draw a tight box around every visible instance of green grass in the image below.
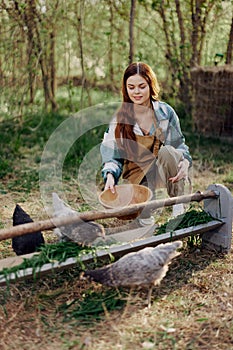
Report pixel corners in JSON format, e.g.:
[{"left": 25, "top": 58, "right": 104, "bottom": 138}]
[
  {"left": 223, "top": 169, "right": 233, "bottom": 185},
  {"left": 186, "top": 132, "right": 233, "bottom": 166},
  {"left": 0, "top": 242, "right": 98, "bottom": 284},
  {"left": 60, "top": 288, "right": 127, "bottom": 324},
  {"left": 0, "top": 91, "right": 232, "bottom": 350},
  {"left": 155, "top": 206, "right": 218, "bottom": 235},
  {"left": 0, "top": 113, "right": 106, "bottom": 191},
  {"left": 1, "top": 107, "right": 233, "bottom": 193}
]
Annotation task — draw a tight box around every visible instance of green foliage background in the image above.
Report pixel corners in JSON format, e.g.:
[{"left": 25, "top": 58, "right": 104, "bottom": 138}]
[
  {"left": 0, "top": 0, "right": 232, "bottom": 195},
  {"left": 0, "top": 0, "right": 232, "bottom": 116}
]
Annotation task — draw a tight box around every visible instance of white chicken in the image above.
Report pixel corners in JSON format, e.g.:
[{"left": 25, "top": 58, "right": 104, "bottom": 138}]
[
  {"left": 84, "top": 240, "right": 182, "bottom": 307},
  {"left": 52, "top": 193, "right": 105, "bottom": 246}
]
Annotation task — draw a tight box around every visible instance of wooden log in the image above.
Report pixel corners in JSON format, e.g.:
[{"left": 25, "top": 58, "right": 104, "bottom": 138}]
[{"left": 0, "top": 190, "right": 219, "bottom": 241}]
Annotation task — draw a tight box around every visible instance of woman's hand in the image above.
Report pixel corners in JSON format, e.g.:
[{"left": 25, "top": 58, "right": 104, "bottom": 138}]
[
  {"left": 104, "top": 173, "right": 115, "bottom": 193},
  {"left": 169, "top": 158, "right": 189, "bottom": 183}
]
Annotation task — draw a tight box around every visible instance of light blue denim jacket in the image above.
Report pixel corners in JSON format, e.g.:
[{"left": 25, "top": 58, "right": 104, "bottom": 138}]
[{"left": 100, "top": 100, "right": 192, "bottom": 183}]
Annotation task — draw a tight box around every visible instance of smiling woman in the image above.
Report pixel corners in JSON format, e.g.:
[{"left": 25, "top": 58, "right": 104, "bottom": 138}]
[
  {"left": 126, "top": 74, "right": 151, "bottom": 107},
  {"left": 100, "top": 62, "right": 192, "bottom": 224}
]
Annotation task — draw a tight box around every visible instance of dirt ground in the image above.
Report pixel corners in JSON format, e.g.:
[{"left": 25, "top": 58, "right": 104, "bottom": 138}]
[{"left": 0, "top": 163, "right": 233, "bottom": 350}]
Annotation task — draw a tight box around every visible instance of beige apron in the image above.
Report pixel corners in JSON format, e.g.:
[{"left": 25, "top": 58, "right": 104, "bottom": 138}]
[
  {"left": 122, "top": 133, "right": 161, "bottom": 185},
  {"left": 121, "top": 132, "right": 185, "bottom": 197}
]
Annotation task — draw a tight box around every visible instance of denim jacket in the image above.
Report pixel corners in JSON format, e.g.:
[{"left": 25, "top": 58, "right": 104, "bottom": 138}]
[{"left": 100, "top": 100, "right": 192, "bottom": 183}]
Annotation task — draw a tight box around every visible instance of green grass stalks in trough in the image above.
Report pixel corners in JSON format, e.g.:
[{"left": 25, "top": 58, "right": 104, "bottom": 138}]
[
  {"left": 155, "top": 207, "right": 218, "bottom": 235},
  {"left": 0, "top": 242, "right": 98, "bottom": 284},
  {"left": 155, "top": 206, "right": 220, "bottom": 247}
]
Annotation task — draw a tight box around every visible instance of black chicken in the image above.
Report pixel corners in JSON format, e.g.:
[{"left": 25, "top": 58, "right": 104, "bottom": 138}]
[{"left": 12, "top": 204, "right": 44, "bottom": 255}]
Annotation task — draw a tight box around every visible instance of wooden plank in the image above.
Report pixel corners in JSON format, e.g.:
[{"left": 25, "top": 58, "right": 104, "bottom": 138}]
[
  {"left": 104, "top": 224, "right": 157, "bottom": 243},
  {"left": 0, "top": 220, "right": 223, "bottom": 286},
  {"left": 0, "top": 253, "right": 38, "bottom": 270}
]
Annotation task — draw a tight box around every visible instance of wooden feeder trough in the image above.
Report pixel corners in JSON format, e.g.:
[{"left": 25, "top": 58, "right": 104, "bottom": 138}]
[{"left": 0, "top": 183, "right": 232, "bottom": 285}]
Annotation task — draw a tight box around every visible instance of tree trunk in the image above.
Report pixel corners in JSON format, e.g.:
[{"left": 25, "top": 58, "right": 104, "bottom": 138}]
[
  {"left": 159, "top": 1, "right": 181, "bottom": 99},
  {"left": 11, "top": 0, "right": 57, "bottom": 111},
  {"left": 129, "top": 0, "right": 136, "bottom": 64},
  {"left": 26, "top": 29, "right": 36, "bottom": 104},
  {"left": 108, "top": 0, "right": 114, "bottom": 84},
  {"left": 49, "top": 29, "right": 56, "bottom": 99},
  {"left": 226, "top": 15, "right": 233, "bottom": 64},
  {"left": 75, "top": 0, "right": 91, "bottom": 108},
  {"left": 190, "top": 0, "right": 201, "bottom": 66},
  {"left": 174, "top": 0, "right": 191, "bottom": 112}
]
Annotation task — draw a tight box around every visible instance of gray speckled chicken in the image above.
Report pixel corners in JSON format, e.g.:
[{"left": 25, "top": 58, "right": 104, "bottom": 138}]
[
  {"left": 52, "top": 193, "right": 105, "bottom": 246},
  {"left": 84, "top": 241, "right": 182, "bottom": 307}
]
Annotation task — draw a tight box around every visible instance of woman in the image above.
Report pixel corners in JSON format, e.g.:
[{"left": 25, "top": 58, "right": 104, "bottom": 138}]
[{"left": 100, "top": 62, "right": 192, "bottom": 225}]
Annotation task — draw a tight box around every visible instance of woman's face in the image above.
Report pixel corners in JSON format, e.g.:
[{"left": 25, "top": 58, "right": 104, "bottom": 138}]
[{"left": 126, "top": 74, "right": 150, "bottom": 106}]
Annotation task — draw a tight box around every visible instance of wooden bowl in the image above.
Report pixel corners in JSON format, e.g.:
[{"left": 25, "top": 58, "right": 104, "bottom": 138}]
[{"left": 99, "top": 184, "right": 153, "bottom": 220}]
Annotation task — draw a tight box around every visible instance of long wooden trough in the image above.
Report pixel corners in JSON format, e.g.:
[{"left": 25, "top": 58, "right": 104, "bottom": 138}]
[
  {"left": 0, "top": 220, "right": 223, "bottom": 286},
  {"left": 0, "top": 184, "right": 232, "bottom": 286}
]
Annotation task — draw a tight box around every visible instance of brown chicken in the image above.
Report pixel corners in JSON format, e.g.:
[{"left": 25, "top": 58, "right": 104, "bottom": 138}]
[
  {"left": 84, "top": 240, "right": 182, "bottom": 307},
  {"left": 52, "top": 192, "right": 105, "bottom": 246}
]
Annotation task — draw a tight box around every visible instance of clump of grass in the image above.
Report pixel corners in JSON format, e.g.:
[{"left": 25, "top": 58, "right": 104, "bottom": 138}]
[
  {"left": 155, "top": 205, "right": 222, "bottom": 248},
  {"left": 155, "top": 206, "right": 218, "bottom": 235},
  {"left": 223, "top": 169, "right": 233, "bottom": 185},
  {"left": 0, "top": 242, "right": 97, "bottom": 284},
  {"left": 60, "top": 288, "right": 127, "bottom": 323}
]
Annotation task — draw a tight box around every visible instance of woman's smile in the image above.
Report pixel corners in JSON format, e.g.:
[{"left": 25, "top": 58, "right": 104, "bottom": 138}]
[{"left": 126, "top": 74, "right": 150, "bottom": 106}]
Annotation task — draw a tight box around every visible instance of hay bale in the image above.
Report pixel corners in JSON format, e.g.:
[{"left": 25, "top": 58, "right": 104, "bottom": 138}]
[{"left": 191, "top": 65, "right": 233, "bottom": 138}]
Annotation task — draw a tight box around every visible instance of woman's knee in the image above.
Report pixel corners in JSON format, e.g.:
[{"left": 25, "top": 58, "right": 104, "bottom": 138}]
[
  {"left": 158, "top": 145, "right": 175, "bottom": 162},
  {"left": 158, "top": 145, "right": 183, "bottom": 163}
]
